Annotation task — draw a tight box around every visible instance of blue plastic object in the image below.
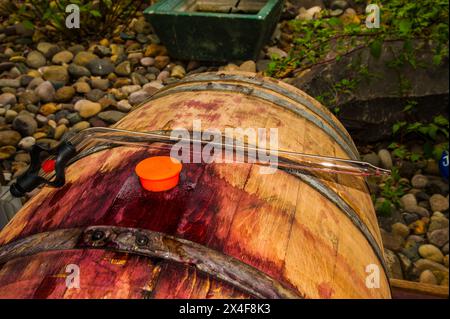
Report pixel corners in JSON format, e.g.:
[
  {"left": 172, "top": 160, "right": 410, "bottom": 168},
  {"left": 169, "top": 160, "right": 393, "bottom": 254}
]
[{"left": 439, "top": 150, "right": 449, "bottom": 180}]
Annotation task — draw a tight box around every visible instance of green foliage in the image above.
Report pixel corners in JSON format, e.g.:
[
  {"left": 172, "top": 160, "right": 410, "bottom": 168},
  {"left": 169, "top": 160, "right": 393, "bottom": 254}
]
[
  {"left": 390, "top": 115, "right": 449, "bottom": 161},
  {"left": 8, "top": 0, "right": 145, "bottom": 40},
  {"left": 266, "top": 0, "right": 449, "bottom": 80},
  {"left": 376, "top": 167, "right": 405, "bottom": 215}
]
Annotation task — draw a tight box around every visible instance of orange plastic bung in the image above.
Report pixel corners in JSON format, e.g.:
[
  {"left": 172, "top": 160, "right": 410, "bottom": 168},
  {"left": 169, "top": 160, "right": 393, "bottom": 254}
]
[{"left": 135, "top": 156, "right": 182, "bottom": 192}]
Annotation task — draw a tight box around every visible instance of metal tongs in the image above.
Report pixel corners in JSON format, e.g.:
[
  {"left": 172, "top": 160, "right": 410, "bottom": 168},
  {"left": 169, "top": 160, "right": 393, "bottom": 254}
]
[{"left": 4, "top": 127, "right": 390, "bottom": 199}]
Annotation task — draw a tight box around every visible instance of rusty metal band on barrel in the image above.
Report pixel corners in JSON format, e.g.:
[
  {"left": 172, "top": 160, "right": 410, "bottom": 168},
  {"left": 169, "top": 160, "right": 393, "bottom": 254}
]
[
  {"left": 147, "top": 73, "right": 359, "bottom": 159},
  {"left": 0, "top": 226, "right": 303, "bottom": 299}
]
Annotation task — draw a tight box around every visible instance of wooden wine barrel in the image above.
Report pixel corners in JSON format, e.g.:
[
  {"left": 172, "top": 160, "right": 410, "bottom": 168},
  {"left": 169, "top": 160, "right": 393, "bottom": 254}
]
[{"left": 0, "top": 71, "right": 391, "bottom": 299}]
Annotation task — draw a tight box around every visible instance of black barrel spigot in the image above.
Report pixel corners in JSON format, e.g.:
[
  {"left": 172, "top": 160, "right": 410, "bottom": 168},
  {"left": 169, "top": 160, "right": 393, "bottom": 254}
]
[{"left": 9, "top": 141, "right": 77, "bottom": 198}]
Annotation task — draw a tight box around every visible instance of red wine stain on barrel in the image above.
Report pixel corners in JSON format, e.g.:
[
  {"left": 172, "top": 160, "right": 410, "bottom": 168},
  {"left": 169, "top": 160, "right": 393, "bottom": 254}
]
[{"left": 317, "top": 282, "right": 334, "bottom": 299}]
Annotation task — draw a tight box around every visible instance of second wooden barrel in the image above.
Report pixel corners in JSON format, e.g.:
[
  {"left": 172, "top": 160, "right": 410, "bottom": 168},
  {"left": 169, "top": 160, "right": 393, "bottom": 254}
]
[{"left": 0, "top": 71, "right": 391, "bottom": 299}]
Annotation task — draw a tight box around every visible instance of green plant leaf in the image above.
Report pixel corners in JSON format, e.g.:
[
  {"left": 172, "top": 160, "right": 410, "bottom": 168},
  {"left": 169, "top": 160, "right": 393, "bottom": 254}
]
[
  {"left": 434, "top": 115, "right": 449, "bottom": 127},
  {"left": 370, "top": 40, "right": 383, "bottom": 59}
]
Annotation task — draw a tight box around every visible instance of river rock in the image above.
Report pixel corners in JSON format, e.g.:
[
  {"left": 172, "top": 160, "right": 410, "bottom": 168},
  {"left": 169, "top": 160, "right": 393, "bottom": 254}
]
[
  {"left": 144, "top": 44, "right": 168, "bottom": 57},
  {"left": 362, "top": 152, "right": 380, "bottom": 167},
  {"left": 0, "top": 146, "right": 16, "bottom": 160},
  {"left": 411, "top": 174, "right": 429, "bottom": 189},
  {"left": 115, "top": 61, "right": 132, "bottom": 76},
  {"left": 384, "top": 249, "right": 403, "bottom": 279},
  {"left": 240, "top": 60, "right": 257, "bottom": 73},
  {"left": 0, "top": 79, "right": 21, "bottom": 88},
  {"left": 17, "top": 136, "right": 35, "bottom": 150},
  {"left": 98, "top": 111, "right": 126, "bottom": 124},
  {"left": 91, "top": 78, "right": 110, "bottom": 91},
  {"left": 54, "top": 124, "right": 68, "bottom": 140},
  {"left": 429, "top": 194, "right": 449, "bottom": 212},
  {"left": 0, "top": 130, "right": 21, "bottom": 146},
  {"left": 378, "top": 149, "right": 393, "bottom": 169},
  {"left": 419, "top": 269, "right": 438, "bottom": 284},
  {"left": 34, "top": 81, "right": 55, "bottom": 102},
  {"left": 428, "top": 228, "right": 449, "bottom": 247},
  {"left": 86, "top": 89, "right": 105, "bottom": 102},
  {"left": 418, "top": 244, "right": 444, "bottom": 263},
  {"left": 12, "top": 114, "right": 37, "bottom": 136},
  {"left": 43, "top": 66, "right": 69, "bottom": 86},
  {"left": 18, "top": 91, "right": 39, "bottom": 105},
  {"left": 74, "top": 100, "right": 102, "bottom": 118},
  {"left": 128, "top": 90, "right": 152, "bottom": 105},
  {"left": 154, "top": 56, "right": 170, "bottom": 69},
  {"left": 52, "top": 50, "right": 74, "bottom": 64},
  {"left": 0, "top": 93, "right": 17, "bottom": 106},
  {"left": 414, "top": 258, "right": 449, "bottom": 273},
  {"left": 26, "top": 51, "right": 46, "bottom": 69},
  {"left": 391, "top": 223, "right": 410, "bottom": 239},
  {"left": 37, "top": 42, "right": 60, "bottom": 58},
  {"left": 68, "top": 64, "right": 91, "bottom": 78},
  {"left": 428, "top": 215, "right": 449, "bottom": 232},
  {"left": 73, "top": 51, "right": 98, "bottom": 66},
  {"left": 86, "top": 58, "right": 115, "bottom": 76},
  {"left": 73, "top": 82, "right": 91, "bottom": 94},
  {"left": 381, "top": 229, "right": 404, "bottom": 252},
  {"left": 116, "top": 100, "right": 132, "bottom": 112},
  {"left": 55, "top": 86, "right": 75, "bottom": 102}
]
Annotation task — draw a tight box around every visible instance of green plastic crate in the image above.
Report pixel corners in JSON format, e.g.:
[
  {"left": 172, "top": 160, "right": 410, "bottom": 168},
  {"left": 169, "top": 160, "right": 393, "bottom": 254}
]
[{"left": 144, "top": 0, "right": 285, "bottom": 62}]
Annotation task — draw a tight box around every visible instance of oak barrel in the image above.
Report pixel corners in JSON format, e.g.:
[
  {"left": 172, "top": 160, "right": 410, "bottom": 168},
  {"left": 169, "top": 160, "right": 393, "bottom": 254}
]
[{"left": 0, "top": 71, "right": 391, "bottom": 299}]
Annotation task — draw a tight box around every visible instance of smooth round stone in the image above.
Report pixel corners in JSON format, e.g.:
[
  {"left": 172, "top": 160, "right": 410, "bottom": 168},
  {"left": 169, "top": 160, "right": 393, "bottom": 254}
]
[
  {"left": 116, "top": 99, "right": 132, "bottom": 112},
  {"left": 54, "top": 124, "right": 68, "bottom": 140},
  {"left": 86, "top": 58, "right": 115, "bottom": 76},
  {"left": 52, "top": 50, "right": 74, "bottom": 64},
  {"left": 90, "top": 78, "right": 110, "bottom": 91},
  {"left": 121, "top": 85, "right": 141, "bottom": 95},
  {"left": 12, "top": 114, "right": 38, "bottom": 136},
  {"left": 86, "top": 89, "right": 106, "bottom": 102},
  {"left": 68, "top": 64, "right": 91, "bottom": 78},
  {"left": 0, "top": 146, "right": 16, "bottom": 160},
  {"left": 37, "top": 42, "right": 60, "bottom": 59},
  {"left": 42, "top": 66, "right": 69, "bottom": 87},
  {"left": 418, "top": 244, "right": 444, "bottom": 263},
  {"left": 411, "top": 174, "right": 429, "bottom": 189},
  {"left": 18, "top": 91, "right": 39, "bottom": 105},
  {"left": 34, "top": 80, "right": 55, "bottom": 103},
  {"left": 391, "top": 223, "right": 410, "bottom": 239},
  {"left": 71, "top": 121, "right": 91, "bottom": 132},
  {"left": 66, "top": 112, "right": 82, "bottom": 125},
  {"left": 140, "top": 57, "right": 154, "bottom": 67},
  {"left": 378, "top": 149, "right": 393, "bottom": 169},
  {"left": 0, "top": 130, "right": 21, "bottom": 147},
  {"left": 128, "top": 90, "right": 152, "bottom": 105},
  {"left": 430, "top": 194, "right": 449, "bottom": 212},
  {"left": 74, "top": 100, "right": 102, "bottom": 118},
  {"left": 73, "top": 82, "right": 91, "bottom": 93},
  {"left": 97, "top": 111, "right": 126, "bottom": 124},
  {"left": 17, "top": 136, "right": 36, "bottom": 150},
  {"left": 35, "top": 114, "right": 48, "bottom": 125},
  {"left": 115, "top": 61, "right": 132, "bottom": 76},
  {"left": 154, "top": 56, "right": 170, "bottom": 69},
  {"left": 239, "top": 60, "right": 256, "bottom": 73},
  {"left": 428, "top": 228, "right": 449, "bottom": 248},
  {"left": 0, "top": 92, "right": 17, "bottom": 106},
  {"left": 73, "top": 51, "right": 98, "bottom": 67},
  {"left": 55, "top": 86, "right": 76, "bottom": 102},
  {"left": 39, "top": 103, "right": 60, "bottom": 116},
  {"left": 170, "top": 65, "right": 186, "bottom": 79},
  {"left": 26, "top": 51, "right": 47, "bottom": 69},
  {"left": 4, "top": 110, "right": 17, "bottom": 123},
  {"left": 419, "top": 269, "right": 438, "bottom": 284}
]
